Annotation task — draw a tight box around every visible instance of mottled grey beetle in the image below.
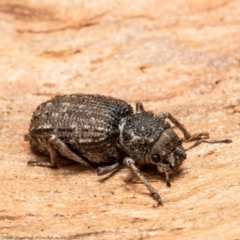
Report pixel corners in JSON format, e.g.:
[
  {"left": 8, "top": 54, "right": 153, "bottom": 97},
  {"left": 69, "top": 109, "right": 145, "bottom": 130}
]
[{"left": 27, "top": 94, "right": 231, "bottom": 205}]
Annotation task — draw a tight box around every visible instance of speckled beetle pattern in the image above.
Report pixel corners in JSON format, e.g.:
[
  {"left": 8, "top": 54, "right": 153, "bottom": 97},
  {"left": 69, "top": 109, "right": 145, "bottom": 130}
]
[{"left": 27, "top": 94, "right": 232, "bottom": 206}]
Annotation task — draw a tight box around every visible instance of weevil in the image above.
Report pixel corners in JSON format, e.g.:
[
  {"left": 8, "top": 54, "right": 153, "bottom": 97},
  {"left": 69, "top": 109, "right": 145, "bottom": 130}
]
[{"left": 27, "top": 94, "right": 232, "bottom": 206}]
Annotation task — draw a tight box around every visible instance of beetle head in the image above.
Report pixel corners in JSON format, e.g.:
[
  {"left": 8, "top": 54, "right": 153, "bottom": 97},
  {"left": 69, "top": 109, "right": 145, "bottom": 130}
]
[{"left": 149, "top": 128, "right": 186, "bottom": 175}]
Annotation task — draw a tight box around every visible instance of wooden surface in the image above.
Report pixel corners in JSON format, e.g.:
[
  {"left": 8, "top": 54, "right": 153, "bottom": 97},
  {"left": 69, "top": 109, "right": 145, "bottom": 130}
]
[{"left": 0, "top": 0, "right": 240, "bottom": 239}]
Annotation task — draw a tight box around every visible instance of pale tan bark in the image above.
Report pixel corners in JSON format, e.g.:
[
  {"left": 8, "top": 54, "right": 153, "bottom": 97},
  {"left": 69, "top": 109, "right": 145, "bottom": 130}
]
[{"left": 0, "top": 0, "right": 239, "bottom": 239}]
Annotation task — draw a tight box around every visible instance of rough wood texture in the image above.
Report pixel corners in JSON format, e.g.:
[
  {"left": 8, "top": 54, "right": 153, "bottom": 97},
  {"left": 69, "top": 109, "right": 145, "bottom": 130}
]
[{"left": 0, "top": 0, "right": 239, "bottom": 239}]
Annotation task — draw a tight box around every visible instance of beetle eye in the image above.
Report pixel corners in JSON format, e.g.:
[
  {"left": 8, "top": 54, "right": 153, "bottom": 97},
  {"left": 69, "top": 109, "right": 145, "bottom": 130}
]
[{"left": 151, "top": 154, "right": 161, "bottom": 163}]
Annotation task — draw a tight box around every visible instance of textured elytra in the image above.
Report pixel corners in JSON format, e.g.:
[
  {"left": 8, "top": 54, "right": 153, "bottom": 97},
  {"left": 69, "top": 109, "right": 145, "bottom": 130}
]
[
  {"left": 30, "top": 94, "right": 133, "bottom": 165},
  {"left": 28, "top": 93, "right": 231, "bottom": 206}
]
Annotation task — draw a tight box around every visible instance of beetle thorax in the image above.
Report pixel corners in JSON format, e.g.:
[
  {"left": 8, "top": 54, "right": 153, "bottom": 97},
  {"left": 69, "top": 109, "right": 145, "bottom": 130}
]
[{"left": 119, "top": 111, "right": 167, "bottom": 164}]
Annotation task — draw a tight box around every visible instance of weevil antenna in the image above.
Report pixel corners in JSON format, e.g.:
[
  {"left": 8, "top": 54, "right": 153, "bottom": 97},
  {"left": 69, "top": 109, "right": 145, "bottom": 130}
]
[
  {"left": 165, "top": 172, "right": 171, "bottom": 187},
  {"left": 185, "top": 139, "right": 232, "bottom": 151}
]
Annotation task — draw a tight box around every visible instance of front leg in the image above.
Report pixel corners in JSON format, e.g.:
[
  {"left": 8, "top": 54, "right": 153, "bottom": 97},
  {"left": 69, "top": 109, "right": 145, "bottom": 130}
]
[
  {"left": 157, "top": 111, "right": 209, "bottom": 141},
  {"left": 157, "top": 111, "right": 232, "bottom": 150},
  {"left": 123, "top": 157, "right": 163, "bottom": 206}
]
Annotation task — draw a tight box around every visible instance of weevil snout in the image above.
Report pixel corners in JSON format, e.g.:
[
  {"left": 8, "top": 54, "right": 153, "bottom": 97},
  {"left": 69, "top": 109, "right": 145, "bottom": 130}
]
[
  {"left": 154, "top": 145, "right": 186, "bottom": 174},
  {"left": 149, "top": 128, "right": 186, "bottom": 186},
  {"left": 166, "top": 146, "right": 186, "bottom": 168}
]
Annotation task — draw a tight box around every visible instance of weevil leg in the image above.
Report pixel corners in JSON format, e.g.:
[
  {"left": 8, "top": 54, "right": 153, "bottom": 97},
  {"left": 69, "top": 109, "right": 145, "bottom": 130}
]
[
  {"left": 123, "top": 157, "right": 163, "bottom": 206},
  {"left": 27, "top": 142, "right": 59, "bottom": 168},
  {"left": 97, "top": 162, "right": 121, "bottom": 175},
  {"left": 48, "top": 135, "right": 91, "bottom": 166},
  {"left": 24, "top": 133, "right": 30, "bottom": 141},
  {"left": 157, "top": 112, "right": 209, "bottom": 141},
  {"left": 123, "top": 172, "right": 136, "bottom": 182},
  {"left": 28, "top": 135, "right": 90, "bottom": 168},
  {"left": 136, "top": 103, "right": 145, "bottom": 113},
  {"left": 157, "top": 112, "right": 232, "bottom": 149}
]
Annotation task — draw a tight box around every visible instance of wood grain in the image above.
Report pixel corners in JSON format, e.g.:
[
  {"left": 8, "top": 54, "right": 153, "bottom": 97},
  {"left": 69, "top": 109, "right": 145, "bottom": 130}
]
[{"left": 0, "top": 0, "right": 239, "bottom": 239}]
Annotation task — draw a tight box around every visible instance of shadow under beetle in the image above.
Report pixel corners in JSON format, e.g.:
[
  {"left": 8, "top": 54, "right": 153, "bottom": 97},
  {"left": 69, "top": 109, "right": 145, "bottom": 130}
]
[{"left": 27, "top": 94, "right": 232, "bottom": 206}]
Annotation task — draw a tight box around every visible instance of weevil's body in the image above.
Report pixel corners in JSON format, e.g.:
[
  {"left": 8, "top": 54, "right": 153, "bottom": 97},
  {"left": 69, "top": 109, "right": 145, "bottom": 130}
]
[
  {"left": 28, "top": 94, "right": 231, "bottom": 206},
  {"left": 30, "top": 94, "right": 132, "bottom": 166}
]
